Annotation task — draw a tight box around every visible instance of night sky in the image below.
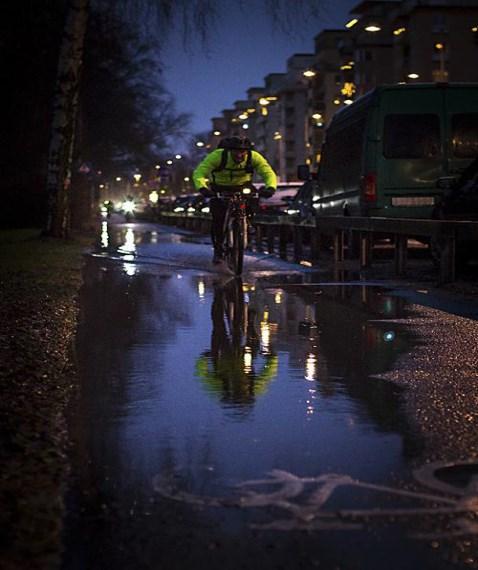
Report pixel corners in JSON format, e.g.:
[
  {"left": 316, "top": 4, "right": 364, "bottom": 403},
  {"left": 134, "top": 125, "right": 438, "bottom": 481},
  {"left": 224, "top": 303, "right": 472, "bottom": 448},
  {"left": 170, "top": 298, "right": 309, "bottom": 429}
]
[{"left": 161, "top": 0, "right": 357, "bottom": 143}]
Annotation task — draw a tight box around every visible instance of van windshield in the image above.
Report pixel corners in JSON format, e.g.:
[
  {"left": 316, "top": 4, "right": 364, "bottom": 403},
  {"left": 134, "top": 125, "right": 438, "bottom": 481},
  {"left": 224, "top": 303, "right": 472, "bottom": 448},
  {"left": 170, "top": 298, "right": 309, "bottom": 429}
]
[
  {"left": 383, "top": 114, "right": 441, "bottom": 159},
  {"left": 452, "top": 113, "right": 478, "bottom": 158}
]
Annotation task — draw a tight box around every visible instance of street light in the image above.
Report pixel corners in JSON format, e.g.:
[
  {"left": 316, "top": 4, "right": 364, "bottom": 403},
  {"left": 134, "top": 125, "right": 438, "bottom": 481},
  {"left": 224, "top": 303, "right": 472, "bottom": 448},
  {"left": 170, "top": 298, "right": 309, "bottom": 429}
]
[
  {"left": 345, "top": 18, "right": 358, "bottom": 28},
  {"left": 133, "top": 173, "right": 142, "bottom": 183},
  {"left": 175, "top": 154, "right": 182, "bottom": 160},
  {"left": 365, "top": 24, "right": 381, "bottom": 32},
  {"left": 303, "top": 69, "right": 316, "bottom": 78},
  {"left": 407, "top": 73, "right": 420, "bottom": 79},
  {"left": 196, "top": 141, "right": 205, "bottom": 147}
]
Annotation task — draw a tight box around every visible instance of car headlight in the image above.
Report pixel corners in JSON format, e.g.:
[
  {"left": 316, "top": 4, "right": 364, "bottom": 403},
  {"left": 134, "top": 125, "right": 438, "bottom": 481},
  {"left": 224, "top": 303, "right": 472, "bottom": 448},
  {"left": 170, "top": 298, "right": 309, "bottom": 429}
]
[{"left": 123, "top": 200, "right": 135, "bottom": 213}]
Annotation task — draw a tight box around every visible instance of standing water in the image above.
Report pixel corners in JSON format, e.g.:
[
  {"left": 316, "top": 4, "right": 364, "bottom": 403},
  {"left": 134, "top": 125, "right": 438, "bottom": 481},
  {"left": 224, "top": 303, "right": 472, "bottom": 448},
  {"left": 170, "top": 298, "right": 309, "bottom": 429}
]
[{"left": 62, "top": 223, "right": 462, "bottom": 570}]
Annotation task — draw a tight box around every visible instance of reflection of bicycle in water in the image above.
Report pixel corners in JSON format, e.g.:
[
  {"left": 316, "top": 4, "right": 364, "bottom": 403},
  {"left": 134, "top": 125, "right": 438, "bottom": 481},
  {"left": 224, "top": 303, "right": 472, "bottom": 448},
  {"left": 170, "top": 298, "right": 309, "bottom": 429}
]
[{"left": 195, "top": 278, "right": 278, "bottom": 409}]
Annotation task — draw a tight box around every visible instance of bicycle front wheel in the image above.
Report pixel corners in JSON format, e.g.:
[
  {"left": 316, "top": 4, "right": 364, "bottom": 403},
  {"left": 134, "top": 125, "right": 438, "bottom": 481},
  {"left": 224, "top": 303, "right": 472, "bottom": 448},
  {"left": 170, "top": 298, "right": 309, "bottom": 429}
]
[{"left": 225, "top": 218, "right": 244, "bottom": 276}]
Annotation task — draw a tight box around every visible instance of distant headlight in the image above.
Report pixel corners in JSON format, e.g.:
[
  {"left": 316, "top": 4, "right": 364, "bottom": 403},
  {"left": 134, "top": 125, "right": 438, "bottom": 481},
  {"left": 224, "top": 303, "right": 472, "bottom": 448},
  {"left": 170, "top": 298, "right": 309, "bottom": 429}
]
[
  {"left": 187, "top": 206, "right": 195, "bottom": 212},
  {"left": 123, "top": 200, "right": 135, "bottom": 213},
  {"left": 174, "top": 206, "right": 185, "bottom": 212},
  {"left": 242, "top": 187, "right": 252, "bottom": 195},
  {"left": 286, "top": 209, "right": 299, "bottom": 215},
  {"left": 313, "top": 203, "right": 320, "bottom": 209},
  {"left": 201, "top": 206, "right": 210, "bottom": 213}
]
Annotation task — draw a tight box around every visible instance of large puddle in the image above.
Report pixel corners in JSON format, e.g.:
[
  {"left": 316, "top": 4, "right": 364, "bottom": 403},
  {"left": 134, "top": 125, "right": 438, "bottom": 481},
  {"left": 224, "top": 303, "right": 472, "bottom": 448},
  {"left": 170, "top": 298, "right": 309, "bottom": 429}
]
[{"left": 62, "top": 222, "right": 473, "bottom": 569}]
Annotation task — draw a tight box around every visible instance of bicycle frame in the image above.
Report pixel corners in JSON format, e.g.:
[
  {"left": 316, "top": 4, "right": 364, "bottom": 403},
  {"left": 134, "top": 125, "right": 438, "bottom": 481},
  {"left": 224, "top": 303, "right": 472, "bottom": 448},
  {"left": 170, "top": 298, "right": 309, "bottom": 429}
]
[{"left": 217, "top": 188, "right": 255, "bottom": 275}]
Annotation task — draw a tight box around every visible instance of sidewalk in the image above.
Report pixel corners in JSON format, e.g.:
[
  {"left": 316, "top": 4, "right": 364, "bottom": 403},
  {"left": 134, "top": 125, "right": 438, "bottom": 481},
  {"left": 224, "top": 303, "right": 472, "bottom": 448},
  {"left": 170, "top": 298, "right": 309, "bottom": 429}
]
[{"left": 0, "top": 229, "right": 86, "bottom": 570}]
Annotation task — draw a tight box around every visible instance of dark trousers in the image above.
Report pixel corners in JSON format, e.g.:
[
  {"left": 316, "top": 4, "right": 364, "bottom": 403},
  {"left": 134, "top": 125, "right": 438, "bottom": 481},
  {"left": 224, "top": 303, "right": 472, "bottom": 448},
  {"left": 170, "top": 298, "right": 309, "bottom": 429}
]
[{"left": 210, "top": 197, "right": 229, "bottom": 253}]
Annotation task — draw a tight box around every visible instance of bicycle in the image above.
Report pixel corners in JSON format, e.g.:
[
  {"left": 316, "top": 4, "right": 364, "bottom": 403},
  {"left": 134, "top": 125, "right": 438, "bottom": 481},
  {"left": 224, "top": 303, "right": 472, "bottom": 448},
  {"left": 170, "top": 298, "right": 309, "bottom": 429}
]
[{"left": 216, "top": 185, "right": 257, "bottom": 276}]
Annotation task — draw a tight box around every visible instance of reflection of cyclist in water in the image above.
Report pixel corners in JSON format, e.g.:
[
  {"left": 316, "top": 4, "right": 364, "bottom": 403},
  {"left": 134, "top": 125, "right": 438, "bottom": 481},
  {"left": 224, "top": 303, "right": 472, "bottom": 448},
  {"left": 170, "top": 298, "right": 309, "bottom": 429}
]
[{"left": 195, "top": 278, "right": 278, "bottom": 409}]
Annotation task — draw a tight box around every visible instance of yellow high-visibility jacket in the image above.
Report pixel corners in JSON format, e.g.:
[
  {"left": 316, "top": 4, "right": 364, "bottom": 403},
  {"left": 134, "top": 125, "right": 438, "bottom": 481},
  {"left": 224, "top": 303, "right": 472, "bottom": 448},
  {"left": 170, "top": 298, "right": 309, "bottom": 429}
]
[{"left": 193, "top": 149, "right": 277, "bottom": 190}]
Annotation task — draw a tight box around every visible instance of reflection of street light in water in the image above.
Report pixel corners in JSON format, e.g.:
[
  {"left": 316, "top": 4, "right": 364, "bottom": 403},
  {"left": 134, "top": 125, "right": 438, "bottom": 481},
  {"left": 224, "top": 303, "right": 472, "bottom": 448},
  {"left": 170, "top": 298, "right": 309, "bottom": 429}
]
[
  {"left": 260, "top": 320, "right": 271, "bottom": 354},
  {"left": 198, "top": 279, "right": 205, "bottom": 300},
  {"left": 244, "top": 346, "right": 253, "bottom": 374},
  {"left": 260, "top": 308, "right": 271, "bottom": 353},
  {"left": 101, "top": 221, "right": 109, "bottom": 248},
  {"left": 119, "top": 227, "right": 136, "bottom": 260},
  {"left": 305, "top": 353, "right": 317, "bottom": 381}
]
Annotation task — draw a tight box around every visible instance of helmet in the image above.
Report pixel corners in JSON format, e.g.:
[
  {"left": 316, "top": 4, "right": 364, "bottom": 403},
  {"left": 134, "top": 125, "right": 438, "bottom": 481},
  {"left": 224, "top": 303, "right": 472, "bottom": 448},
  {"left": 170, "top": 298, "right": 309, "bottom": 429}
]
[{"left": 219, "top": 136, "right": 252, "bottom": 150}]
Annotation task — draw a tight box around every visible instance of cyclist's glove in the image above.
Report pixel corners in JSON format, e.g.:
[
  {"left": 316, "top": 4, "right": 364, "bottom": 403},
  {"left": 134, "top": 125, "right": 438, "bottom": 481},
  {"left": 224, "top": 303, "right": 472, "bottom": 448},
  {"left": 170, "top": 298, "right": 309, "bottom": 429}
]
[
  {"left": 199, "top": 187, "right": 215, "bottom": 198},
  {"left": 260, "top": 187, "right": 275, "bottom": 199}
]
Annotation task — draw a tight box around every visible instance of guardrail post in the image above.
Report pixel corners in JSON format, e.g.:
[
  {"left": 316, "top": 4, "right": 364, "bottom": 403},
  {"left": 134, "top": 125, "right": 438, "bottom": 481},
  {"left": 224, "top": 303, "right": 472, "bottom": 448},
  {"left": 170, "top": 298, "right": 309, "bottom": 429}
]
[
  {"left": 334, "top": 230, "right": 344, "bottom": 263},
  {"left": 360, "top": 231, "right": 371, "bottom": 268},
  {"left": 293, "top": 226, "right": 303, "bottom": 262},
  {"left": 279, "top": 224, "right": 288, "bottom": 260},
  {"left": 310, "top": 227, "right": 320, "bottom": 262},
  {"left": 255, "top": 224, "right": 263, "bottom": 251},
  {"left": 439, "top": 233, "right": 456, "bottom": 284},
  {"left": 267, "top": 225, "right": 275, "bottom": 254},
  {"left": 394, "top": 235, "right": 408, "bottom": 276}
]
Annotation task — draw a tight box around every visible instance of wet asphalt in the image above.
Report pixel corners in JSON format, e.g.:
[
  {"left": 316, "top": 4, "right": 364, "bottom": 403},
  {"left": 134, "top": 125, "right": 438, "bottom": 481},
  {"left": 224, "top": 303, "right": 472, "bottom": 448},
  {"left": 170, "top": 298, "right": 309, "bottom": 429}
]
[{"left": 61, "top": 218, "right": 478, "bottom": 570}]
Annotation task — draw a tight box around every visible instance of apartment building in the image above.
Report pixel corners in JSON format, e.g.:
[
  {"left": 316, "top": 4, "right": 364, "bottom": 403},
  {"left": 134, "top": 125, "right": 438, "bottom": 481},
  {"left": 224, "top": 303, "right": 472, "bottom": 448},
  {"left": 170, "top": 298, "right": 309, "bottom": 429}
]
[
  {"left": 204, "top": 0, "right": 478, "bottom": 180},
  {"left": 305, "top": 29, "right": 351, "bottom": 167},
  {"left": 390, "top": 0, "right": 478, "bottom": 83}
]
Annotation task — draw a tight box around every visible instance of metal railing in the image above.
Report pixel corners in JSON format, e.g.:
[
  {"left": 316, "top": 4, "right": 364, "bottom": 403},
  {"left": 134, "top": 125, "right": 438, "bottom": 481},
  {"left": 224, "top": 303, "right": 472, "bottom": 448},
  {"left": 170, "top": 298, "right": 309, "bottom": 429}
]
[{"left": 157, "top": 211, "right": 478, "bottom": 284}]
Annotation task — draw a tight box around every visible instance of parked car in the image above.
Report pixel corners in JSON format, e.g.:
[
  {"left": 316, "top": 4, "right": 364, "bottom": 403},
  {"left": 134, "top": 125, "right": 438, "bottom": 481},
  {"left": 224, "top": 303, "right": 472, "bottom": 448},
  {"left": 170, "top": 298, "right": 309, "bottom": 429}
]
[
  {"left": 284, "top": 180, "right": 318, "bottom": 221},
  {"left": 171, "top": 193, "right": 201, "bottom": 214},
  {"left": 431, "top": 156, "right": 478, "bottom": 267},
  {"left": 257, "top": 183, "right": 301, "bottom": 217}
]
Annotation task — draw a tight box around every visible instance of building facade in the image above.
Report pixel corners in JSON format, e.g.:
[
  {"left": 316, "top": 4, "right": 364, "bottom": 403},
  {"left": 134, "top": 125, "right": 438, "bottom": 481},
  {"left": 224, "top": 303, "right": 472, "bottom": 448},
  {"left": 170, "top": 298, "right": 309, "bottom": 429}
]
[{"left": 202, "top": 0, "right": 478, "bottom": 180}]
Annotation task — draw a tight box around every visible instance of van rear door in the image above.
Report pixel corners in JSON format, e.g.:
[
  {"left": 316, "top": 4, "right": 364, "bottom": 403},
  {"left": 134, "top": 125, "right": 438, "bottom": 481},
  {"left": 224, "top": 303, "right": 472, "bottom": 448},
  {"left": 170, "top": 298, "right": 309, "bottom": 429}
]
[{"left": 377, "top": 87, "right": 444, "bottom": 216}]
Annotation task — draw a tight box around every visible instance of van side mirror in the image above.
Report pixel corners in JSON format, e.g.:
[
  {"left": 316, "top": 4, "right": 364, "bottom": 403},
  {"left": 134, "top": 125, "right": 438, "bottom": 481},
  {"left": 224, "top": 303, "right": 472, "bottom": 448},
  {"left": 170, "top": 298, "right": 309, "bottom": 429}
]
[{"left": 297, "top": 164, "right": 310, "bottom": 181}]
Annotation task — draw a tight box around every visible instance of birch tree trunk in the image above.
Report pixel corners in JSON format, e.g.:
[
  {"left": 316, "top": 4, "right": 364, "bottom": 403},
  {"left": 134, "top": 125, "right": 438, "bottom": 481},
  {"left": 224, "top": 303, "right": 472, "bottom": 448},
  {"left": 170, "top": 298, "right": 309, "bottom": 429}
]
[{"left": 45, "top": 0, "right": 89, "bottom": 237}]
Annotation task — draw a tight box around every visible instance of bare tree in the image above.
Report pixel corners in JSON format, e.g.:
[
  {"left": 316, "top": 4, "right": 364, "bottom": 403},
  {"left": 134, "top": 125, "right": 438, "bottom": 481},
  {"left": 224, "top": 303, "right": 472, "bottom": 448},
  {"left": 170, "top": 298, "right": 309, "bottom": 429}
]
[{"left": 44, "top": 0, "right": 325, "bottom": 237}]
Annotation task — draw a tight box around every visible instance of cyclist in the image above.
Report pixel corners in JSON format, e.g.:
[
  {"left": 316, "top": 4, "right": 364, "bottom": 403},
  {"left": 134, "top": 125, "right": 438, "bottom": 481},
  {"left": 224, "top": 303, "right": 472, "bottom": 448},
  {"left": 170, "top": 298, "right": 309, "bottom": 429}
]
[{"left": 192, "top": 137, "right": 277, "bottom": 264}]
